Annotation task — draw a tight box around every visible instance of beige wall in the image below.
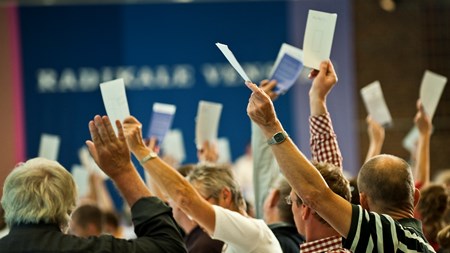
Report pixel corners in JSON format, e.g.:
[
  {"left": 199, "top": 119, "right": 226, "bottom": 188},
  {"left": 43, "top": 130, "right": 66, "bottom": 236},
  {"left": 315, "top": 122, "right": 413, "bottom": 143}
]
[{"left": 0, "top": 7, "right": 18, "bottom": 197}]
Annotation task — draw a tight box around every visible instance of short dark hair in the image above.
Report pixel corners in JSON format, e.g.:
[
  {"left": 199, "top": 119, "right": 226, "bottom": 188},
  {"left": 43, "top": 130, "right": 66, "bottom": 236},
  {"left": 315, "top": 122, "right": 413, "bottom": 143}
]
[
  {"left": 71, "top": 204, "right": 104, "bottom": 232},
  {"left": 358, "top": 155, "right": 414, "bottom": 211},
  {"left": 295, "top": 162, "right": 351, "bottom": 225},
  {"left": 273, "top": 176, "right": 295, "bottom": 224}
]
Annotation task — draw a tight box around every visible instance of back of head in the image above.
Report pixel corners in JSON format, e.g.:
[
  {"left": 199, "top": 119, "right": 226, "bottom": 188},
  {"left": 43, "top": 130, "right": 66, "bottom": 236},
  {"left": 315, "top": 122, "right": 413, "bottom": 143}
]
[
  {"left": 0, "top": 204, "right": 5, "bottom": 230},
  {"left": 437, "top": 225, "right": 450, "bottom": 251},
  {"left": 273, "top": 176, "right": 295, "bottom": 224},
  {"left": 358, "top": 154, "right": 414, "bottom": 212},
  {"left": 305, "top": 162, "right": 351, "bottom": 225},
  {"left": 1, "top": 158, "right": 77, "bottom": 230},
  {"left": 187, "top": 163, "right": 245, "bottom": 211},
  {"left": 71, "top": 204, "right": 104, "bottom": 237}
]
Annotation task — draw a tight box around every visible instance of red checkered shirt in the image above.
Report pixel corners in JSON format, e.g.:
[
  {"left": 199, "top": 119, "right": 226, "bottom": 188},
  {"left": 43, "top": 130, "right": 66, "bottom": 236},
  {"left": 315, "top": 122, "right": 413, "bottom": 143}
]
[
  {"left": 300, "top": 236, "right": 351, "bottom": 253},
  {"left": 310, "top": 113, "right": 342, "bottom": 168}
]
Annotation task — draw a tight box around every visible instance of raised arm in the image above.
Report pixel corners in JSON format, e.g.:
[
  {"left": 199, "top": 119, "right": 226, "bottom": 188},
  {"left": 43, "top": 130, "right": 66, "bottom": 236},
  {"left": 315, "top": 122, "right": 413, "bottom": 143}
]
[
  {"left": 364, "top": 115, "right": 385, "bottom": 162},
  {"left": 308, "top": 62, "right": 342, "bottom": 167},
  {"left": 86, "top": 115, "right": 151, "bottom": 206},
  {"left": 122, "top": 117, "right": 217, "bottom": 234},
  {"left": 414, "top": 100, "right": 432, "bottom": 187},
  {"left": 246, "top": 61, "right": 352, "bottom": 238}
]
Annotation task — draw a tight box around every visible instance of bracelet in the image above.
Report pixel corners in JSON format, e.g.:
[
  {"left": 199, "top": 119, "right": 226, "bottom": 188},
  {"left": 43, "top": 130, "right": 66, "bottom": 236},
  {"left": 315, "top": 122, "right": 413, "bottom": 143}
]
[{"left": 140, "top": 151, "right": 158, "bottom": 164}]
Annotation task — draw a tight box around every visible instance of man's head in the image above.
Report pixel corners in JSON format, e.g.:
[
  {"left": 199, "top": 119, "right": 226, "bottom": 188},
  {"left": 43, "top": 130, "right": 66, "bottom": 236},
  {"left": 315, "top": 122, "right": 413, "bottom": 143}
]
[
  {"left": 263, "top": 175, "right": 294, "bottom": 225},
  {"left": 187, "top": 164, "right": 245, "bottom": 212},
  {"left": 70, "top": 204, "right": 104, "bottom": 237},
  {"left": 1, "top": 158, "right": 77, "bottom": 231},
  {"left": 358, "top": 154, "right": 417, "bottom": 215},
  {"left": 290, "top": 162, "right": 351, "bottom": 237}
]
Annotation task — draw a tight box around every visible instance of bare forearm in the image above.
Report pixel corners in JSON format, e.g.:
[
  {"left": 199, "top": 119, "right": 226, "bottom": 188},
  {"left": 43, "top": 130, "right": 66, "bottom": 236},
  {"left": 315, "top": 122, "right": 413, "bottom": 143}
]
[
  {"left": 310, "top": 97, "right": 328, "bottom": 116},
  {"left": 365, "top": 141, "right": 383, "bottom": 163},
  {"left": 415, "top": 133, "right": 430, "bottom": 186},
  {"left": 111, "top": 164, "right": 152, "bottom": 207}
]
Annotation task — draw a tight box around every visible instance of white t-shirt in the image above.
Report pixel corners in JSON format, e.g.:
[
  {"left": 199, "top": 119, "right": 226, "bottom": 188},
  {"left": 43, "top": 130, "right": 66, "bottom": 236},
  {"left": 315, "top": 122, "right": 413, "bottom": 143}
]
[{"left": 212, "top": 205, "right": 282, "bottom": 253}]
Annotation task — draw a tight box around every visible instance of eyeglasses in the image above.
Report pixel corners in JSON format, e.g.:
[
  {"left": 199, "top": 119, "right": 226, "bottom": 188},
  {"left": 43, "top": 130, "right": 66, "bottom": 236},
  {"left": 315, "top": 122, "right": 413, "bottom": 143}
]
[{"left": 285, "top": 194, "right": 302, "bottom": 206}]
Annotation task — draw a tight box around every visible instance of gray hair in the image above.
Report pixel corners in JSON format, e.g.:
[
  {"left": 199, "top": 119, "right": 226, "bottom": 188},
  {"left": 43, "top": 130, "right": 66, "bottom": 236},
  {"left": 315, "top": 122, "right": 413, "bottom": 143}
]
[
  {"left": 1, "top": 158, "right": 77, "bottom": 230},
  {"left": 187, "top": 163, "right": 245, "bottom": 211}
]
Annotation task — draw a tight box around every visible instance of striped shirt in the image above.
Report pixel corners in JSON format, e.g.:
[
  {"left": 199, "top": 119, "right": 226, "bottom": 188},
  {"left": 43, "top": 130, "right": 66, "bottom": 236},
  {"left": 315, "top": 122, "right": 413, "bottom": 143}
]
[{"left": 343, "top": 205, "right": 436, "bottom": 253}]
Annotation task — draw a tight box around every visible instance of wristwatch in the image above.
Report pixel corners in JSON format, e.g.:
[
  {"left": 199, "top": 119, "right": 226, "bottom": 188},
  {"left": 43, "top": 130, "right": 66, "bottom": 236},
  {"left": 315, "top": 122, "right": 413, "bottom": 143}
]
[
  {"left": 267, "top": 131, "right": 289, "bottom": 145},
  {"left": 140, "top": 151, "right": 158, "bottom": 164}
]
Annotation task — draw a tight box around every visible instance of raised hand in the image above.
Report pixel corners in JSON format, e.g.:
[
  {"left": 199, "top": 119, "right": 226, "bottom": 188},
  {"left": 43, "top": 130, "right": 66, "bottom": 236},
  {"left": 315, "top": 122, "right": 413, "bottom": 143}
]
[
  {"left": 415, "top": 100, "right": 432, "bottom": 135},
  {"left": 259, "top": 79, "right": 279, "bottom": 101},
  {"left": 122, "top": 116, "right": 148, "bottom": 155},
  {"left": 245, "top": 81, "right": 279, "bottom": 130},
  {"left": 308, "top": 60, "right": 338, "bottom": 102},
  {"left": 85, "top": 115, "right": 131, "bottom": 179}
]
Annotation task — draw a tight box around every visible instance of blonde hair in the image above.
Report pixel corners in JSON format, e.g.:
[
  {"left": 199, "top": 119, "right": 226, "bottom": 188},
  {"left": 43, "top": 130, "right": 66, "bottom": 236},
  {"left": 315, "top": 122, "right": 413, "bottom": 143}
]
[{"left": 1, "top": 158, "right": 77, "bottom": 230}]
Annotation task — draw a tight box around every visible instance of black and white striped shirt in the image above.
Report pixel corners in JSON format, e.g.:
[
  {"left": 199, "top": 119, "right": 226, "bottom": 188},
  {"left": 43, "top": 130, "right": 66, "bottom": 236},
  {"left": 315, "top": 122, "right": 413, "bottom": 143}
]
[{"left": 343, "top": 205, "right": 435, "bottom": 253}]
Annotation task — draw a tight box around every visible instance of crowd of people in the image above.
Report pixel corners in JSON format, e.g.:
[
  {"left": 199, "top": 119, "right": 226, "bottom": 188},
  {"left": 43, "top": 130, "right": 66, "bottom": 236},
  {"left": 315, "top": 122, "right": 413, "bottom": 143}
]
[{"left": 0, "top": 59, "right": 449, "bottom": 253}]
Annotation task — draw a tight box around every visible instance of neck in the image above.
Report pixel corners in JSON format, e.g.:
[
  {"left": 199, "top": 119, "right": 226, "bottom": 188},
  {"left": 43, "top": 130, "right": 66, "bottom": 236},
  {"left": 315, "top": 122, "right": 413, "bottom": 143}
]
[{"left": 306, "top": 219, "right": 340, "bottom": 242}]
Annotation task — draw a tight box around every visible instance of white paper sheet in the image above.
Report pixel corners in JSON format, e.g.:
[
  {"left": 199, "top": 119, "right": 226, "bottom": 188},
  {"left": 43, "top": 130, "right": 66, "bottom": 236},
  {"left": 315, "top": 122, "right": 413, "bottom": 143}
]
[
  {"left": 303, "top": 10, "right": 337, "bottom": 69},
  {"left": 78, "top": 146, "right": 109, "bottom": 180},
  {"left": 402, "top": 127, "right": 419, "bottom": 153},
  {"left": 217, "top": 137, "right": 231, "bottom": 164},
  {"left": 420, "top": 70, "right": 447, "bottom": 119},
  {"left": 360, "top": 81, "right": 393, "bottom": 126},
  {"left": 269, "top": 43, "right": 304, "bottom": 95},
  {"left": 72, "top": 164, "right": 89, "bottom": 198},
  {"left": 161, "top": 129, "right": 186, "bottom": 163},
  {"left": 100, "top": 78, "right": 130, "bottom": 135},
  {"left": 195, "top": 100, "right": 223, "bottom": 149},
  {"left": 216, "top": 43, "right": 251, "bottom": 82},
  {"left": 147, "top": 102, "right": 177, "bottom": 144},
  {"left": 38, "top": 133, "right": 61, "bottom": 161}
]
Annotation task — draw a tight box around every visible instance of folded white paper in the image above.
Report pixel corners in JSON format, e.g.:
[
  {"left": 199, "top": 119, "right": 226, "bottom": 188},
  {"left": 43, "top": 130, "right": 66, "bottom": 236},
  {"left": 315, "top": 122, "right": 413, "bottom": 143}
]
[
  {"left": 217, "top": 137, "right": 231, "bottom": 164},
  {"left": 360, "top": 81, "right": 393, "bottom": 126},
  {"left": 269, "top": 43, "right": 304, "bottom": 94},
  {"left": 100, "top": 78, "right": 130, "bottom": 135},
  {"left": 303, "top": 10, "right": 337, "bottom": 69},
  {"left": 161, "top": 129, "right": 186, "bottom": 163},
  {"left": 402, "top": 127, "right": 419, "bottom": 153},
  {"left": 38, "top": 133, "right": 61, "bottom": 161},
  {"left": 420, "top": 70, "right": 447, "bottom": 119},
  {"left": 216, "top": 43, "right": 251, "bottom": 82},
  {"left": 195, "top": 101, "right": 223, "bottom": 149},
  {"left": 147, "top": 102, "right": 177, "bottom": 144},
  {"left": 78, "top": 146, "right": 109, "bottom": 180},
  {"left": 72, "top": 164, "right": 89, "bottom": 198}
]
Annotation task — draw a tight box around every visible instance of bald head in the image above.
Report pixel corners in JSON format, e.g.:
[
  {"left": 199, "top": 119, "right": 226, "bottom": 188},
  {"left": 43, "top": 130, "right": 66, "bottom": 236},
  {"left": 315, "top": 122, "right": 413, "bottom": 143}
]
[{"left": 358, "top": 154, "right": 414, "bottom": 212}]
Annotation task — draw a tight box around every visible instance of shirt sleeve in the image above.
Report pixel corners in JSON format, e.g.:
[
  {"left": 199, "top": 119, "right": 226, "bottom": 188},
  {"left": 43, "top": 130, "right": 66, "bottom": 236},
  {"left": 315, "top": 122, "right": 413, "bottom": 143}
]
[
  {"left": 212, "top": 205, "right": 281, "bottom": 253},
  {"left": 251, "top": 122, "right": 281, "bottom": 219},
  {"left": 309, "top": 113, "right": 343, "bottom": 168}
]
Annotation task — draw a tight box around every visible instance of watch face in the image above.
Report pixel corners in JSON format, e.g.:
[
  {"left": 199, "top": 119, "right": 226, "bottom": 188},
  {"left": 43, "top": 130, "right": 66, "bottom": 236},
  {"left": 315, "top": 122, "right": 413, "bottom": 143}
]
[{"left": 274, "top": 132, "right": 286, "bottom": 142}]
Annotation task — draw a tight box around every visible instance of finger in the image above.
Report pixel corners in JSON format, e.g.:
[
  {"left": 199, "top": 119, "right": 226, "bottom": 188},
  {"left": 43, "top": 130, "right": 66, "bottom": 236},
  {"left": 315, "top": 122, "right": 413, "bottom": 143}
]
[
  {"left": 326, "top": 60, "right": 338, "bottom": 82},
  {"left": 318, "top": 60, "right": 329, "bottom": 77},
  {"left": 264, "top": 79, "right": 277, "bottom": 90},
  {"left": 308, "top": 69, "right": 319, "bottom": 79},
  {"left": 245, "top": 81, "right": 259, "bottom": 93},
  {"left": 116, "top": 120, "right": 126, "bottom": 142},
  {"left": 259, "top": 79, "right": 269, "bottom": 87},
  {"left": 85, "top": 140, "right": 99, "bottom": 164},
  {"left": 88, "top": 119, "right": 102, "bottom": 145},
  {"left": 101, "top": 116, "right": 118, "bottom": 141},
  {"left": 123, "top": 116, "right": 139, "bottom": 125},
  {"left": 148, "top": 137, "right": 158, "bottom": 151},
  {"left": 94, "top": 115, "right": 110, "bottom": 142}
]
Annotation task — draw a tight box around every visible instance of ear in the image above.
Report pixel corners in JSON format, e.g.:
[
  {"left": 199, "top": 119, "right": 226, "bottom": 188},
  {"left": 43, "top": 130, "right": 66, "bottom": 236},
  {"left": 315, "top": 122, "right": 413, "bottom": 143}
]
[
  {"left": 269, "top": 189, "right": 280, "bottom": 208},
  {"left": 413, "top": 187, "right": 421, "bottom": 208},
  {"left": 360, "top": 192, "right": 370, "bottom": 211},
  {"left": 301, "top": 204, "right": 310, "bottom": 221},
  {"left": 221, "top": 187, "right": 233, "bottom": 208}
]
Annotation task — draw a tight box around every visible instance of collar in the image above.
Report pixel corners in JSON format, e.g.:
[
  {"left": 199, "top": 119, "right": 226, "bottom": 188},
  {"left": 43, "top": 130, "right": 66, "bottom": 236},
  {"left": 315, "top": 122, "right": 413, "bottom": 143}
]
[{"left": 300, "top": 235, "right": 343, "bottom": 253}]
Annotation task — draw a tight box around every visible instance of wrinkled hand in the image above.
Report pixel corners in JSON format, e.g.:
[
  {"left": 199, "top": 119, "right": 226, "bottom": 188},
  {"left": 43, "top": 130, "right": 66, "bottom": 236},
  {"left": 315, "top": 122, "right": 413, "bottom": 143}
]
[
  {"left": 415, "top": 100, "right": 432, "bottom": 135},
  {"left": 122, "top": 116, "right": 147, "bottom": 154},
  {"left": 85, "top": 115, "right": 131, "bottom": 179},
  {"left": 308, "top": 60, "right": 338, "bottom": 101},
  {"left": 197, "top": 141, "right": 219, "bottom": 163},
  {"left": 246, "top": 81, "right": 279, "bottom": 129},
  {"left": 259, "top": 79, "right": 279, "bottom": 101},
  {"left": 366, "top": 115, "right": 385, "bottom": 144}
]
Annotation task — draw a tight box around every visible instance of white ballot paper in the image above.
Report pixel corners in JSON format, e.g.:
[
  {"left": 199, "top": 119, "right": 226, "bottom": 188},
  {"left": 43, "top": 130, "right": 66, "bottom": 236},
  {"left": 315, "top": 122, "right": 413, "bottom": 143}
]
[
  {"left": 78, "top": 146, "right": 108, "bottom": 180},
  {"left": 72, "top": 164, "right": 89, "bottom": 198},
  {"left": 100, "top": 78, "right": 130, "bottom": 135},
  {"left": 195, "top": 100, "right": 223, "bottom": 149},
  {"left": 216, "top": 43, "right": 251, "bottom": 82},
  {"left": 303, "top": 10, "right": 337, "bottom": 69},
  {"left": 38, "top": 133, "right": 61, "bottom": 161},
  {"left": 269, "top": 43, "right": 304, "bottom": 95},
  {"left": 147, "top": 102, "right": 177, "bottom": 144},
  {"left": 161, "top": 129, "right": 186, "bottom": 163},
  {"left": 420, "top": 70, "right": 447, "bottom": 119},
  {"left": 403, "top": 70, "right": 446, "bottom": 152},
  {"left": 217, "top": 137, "right": 231, "bottom": 164},
  {"left": 360, "top": 81, "right": 393, "bottom": 126}
]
